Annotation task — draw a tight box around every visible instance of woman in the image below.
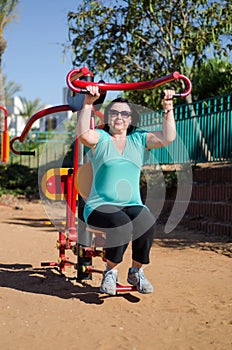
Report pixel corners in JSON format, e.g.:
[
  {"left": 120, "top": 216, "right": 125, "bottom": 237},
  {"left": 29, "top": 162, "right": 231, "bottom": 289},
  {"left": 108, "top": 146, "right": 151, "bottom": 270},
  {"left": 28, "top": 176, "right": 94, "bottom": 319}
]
[{"left": 77, "top": 86, "right": 176, "bottom": 295}]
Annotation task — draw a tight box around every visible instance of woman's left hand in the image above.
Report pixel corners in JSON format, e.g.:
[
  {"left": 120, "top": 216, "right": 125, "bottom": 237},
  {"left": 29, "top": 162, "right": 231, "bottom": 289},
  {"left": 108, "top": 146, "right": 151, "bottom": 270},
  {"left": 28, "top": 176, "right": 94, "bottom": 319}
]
[{"left": 161, "top": 89, "right": 175, "bottom": 109}]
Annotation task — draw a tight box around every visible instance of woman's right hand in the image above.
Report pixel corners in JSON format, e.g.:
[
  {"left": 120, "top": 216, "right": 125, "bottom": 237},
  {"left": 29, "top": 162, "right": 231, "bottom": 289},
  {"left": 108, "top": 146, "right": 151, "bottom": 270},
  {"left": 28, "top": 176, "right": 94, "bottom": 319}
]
[{"left": 84, "top": 85, "right": 101, "bottom": 105}]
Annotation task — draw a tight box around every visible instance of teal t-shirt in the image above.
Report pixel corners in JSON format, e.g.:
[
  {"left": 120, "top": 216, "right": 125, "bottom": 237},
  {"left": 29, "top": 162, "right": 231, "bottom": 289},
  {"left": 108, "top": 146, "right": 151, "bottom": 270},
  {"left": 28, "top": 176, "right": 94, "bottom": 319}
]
[{"left": 83, "top": 129, "right": 148, "bottom": 221}]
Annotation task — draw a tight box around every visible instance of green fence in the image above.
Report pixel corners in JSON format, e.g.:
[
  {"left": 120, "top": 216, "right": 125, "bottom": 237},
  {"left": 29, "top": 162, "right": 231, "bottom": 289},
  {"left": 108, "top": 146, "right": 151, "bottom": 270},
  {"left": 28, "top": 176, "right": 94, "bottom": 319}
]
[
  {"left": 141, "top": 93, "right": 232, "bottom": 164},
  {"left": 7, "top": 93, "right": 232, "bottom": 168}
]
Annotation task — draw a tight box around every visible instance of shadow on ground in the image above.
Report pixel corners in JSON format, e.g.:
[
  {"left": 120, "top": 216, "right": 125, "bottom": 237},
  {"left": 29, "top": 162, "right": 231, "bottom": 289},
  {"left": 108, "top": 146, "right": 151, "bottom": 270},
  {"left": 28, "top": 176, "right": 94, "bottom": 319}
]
[{"left": 0, "top": 263, "right": 140, "bottom": 304}]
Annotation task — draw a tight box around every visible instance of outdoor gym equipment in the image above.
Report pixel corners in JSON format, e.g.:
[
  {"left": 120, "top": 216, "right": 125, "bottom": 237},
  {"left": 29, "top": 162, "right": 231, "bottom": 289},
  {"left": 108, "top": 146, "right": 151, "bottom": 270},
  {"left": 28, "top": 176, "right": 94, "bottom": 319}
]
[
  {"left": 10, "top": 67, "right": 192, "bottom": 294},
  {"left": 0, "top": 105, "right": 9, "bottom": 163}
]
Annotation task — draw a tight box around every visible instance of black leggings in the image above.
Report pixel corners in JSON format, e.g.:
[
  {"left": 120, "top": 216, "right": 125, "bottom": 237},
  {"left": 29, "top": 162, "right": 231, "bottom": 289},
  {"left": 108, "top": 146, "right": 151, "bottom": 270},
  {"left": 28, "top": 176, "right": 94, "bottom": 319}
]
[{"left": 87, "top": 205, "right": 155, "bottom": 264}]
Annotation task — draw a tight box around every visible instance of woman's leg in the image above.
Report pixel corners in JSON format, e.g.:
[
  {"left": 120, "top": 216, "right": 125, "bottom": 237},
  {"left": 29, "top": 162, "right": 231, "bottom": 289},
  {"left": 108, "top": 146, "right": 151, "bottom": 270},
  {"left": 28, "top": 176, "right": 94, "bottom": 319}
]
[
  {"left": 87, "top": 205, "right": 134, "bottom": 295},
  {"left": 87, "top": 205, "right": 155, "bottom": 294},
  {"left": 123, "top": 206, "right": 155, "bottom": 293},
  {"left": 131, "top": 225, "right": 154, "bottom": 264},
  {"left": 87, "top": 205, "right": 133, "bottom": 263},
  {"left": 123, "top": 206, "right": 155, "bottom": 264}
]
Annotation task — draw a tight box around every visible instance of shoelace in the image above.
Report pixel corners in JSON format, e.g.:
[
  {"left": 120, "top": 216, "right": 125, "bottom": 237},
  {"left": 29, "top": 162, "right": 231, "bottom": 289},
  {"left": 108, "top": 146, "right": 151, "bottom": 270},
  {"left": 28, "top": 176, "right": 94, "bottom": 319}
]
[
  {"left": 105, "top": 271, "right": 117, "bottom": 282},
  {"left": 138, "top": 270, "right": 145, "bottom": 280}
]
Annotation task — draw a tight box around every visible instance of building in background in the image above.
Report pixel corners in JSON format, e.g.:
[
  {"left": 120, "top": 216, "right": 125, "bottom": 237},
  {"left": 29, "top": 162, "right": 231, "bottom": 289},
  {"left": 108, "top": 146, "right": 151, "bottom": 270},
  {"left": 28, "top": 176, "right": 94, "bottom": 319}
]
[{"left": 6, "top": 87, "right": 73, "bottom": 136}]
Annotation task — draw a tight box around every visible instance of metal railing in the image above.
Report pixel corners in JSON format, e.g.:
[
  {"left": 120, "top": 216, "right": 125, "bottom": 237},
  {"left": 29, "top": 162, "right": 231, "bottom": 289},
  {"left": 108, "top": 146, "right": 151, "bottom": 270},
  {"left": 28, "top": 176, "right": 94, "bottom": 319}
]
[{"left": 141, "top": 93, "right": 232, "bottom": 164}]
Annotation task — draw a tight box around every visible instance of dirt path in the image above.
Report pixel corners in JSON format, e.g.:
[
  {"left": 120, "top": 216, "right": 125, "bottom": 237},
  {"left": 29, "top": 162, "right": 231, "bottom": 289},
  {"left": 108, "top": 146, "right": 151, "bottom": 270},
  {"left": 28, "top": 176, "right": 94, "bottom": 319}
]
[{"left": 0, "top": 199, "right": 231, "bottom": 350}]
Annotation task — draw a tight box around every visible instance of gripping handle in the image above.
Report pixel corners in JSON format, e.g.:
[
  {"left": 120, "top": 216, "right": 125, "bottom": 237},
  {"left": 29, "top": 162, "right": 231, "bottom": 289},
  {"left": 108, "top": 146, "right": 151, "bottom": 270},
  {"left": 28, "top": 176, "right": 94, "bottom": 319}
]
[
  {"left": 160, "top": 91, "right": 183, "bottom": 99},
  {"left": 10, "top": 137, "right": 35, "bottom": 156},
  {"left": 160, "top": 74, "right": 192, "bottom": 99},
  {"left": 18, "top": 151, "right": 36, "bottom": 156},
  {"left": 67, "top": 69, "right": 192, "bottom": 98}
]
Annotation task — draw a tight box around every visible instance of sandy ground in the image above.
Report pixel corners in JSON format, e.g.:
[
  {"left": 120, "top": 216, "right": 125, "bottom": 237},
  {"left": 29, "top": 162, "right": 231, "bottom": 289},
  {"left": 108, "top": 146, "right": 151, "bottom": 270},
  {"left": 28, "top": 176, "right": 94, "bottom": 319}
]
[{"left": 0, "top": 197, "right": 231, "bottom": 350}]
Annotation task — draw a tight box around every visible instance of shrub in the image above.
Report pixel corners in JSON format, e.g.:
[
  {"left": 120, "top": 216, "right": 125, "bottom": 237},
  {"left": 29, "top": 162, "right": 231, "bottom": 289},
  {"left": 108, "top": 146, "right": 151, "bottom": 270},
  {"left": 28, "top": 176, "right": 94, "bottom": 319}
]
[{"left": 0, "top": 164, "right": 38, "bottom": 197}]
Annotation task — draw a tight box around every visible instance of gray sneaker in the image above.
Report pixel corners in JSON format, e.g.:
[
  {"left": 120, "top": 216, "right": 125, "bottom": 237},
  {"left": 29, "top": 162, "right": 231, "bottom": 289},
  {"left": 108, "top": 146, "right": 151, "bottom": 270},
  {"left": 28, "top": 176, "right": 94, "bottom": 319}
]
[
  {"left": 100, "top": 269, "right": 118, "bottom": 295},
  {"left": 127, "top": 267, "right": 154, "bottom": 294}
]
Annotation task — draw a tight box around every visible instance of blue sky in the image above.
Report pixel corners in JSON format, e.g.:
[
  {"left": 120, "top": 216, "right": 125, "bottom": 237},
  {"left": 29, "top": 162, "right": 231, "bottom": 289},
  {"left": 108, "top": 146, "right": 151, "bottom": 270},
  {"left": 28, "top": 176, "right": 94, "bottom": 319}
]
[{"left": 3, "top": 0, "right": 83, "bottom": 106}]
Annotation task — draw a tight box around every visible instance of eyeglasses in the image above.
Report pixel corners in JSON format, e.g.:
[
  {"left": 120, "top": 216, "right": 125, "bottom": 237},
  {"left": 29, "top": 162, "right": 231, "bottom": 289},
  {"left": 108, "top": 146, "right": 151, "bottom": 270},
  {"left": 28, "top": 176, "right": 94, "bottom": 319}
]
[{"left": 108, "top": 109, "right": 131, "bottom": 119}]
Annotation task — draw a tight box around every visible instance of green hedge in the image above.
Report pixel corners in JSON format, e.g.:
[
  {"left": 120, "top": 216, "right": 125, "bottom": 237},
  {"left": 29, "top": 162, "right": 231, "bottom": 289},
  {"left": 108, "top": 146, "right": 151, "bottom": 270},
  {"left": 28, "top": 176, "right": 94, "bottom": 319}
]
[{"left": 0, "top": 164, "right": 38, "bottom": 197}]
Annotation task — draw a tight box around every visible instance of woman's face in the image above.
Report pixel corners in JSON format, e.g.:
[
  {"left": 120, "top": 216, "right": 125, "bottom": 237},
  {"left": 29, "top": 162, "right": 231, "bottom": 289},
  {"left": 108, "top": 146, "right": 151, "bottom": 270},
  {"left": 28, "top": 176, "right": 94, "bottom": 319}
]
[{"left": 107, "top": 102, "right": 132, "bottom": 134}]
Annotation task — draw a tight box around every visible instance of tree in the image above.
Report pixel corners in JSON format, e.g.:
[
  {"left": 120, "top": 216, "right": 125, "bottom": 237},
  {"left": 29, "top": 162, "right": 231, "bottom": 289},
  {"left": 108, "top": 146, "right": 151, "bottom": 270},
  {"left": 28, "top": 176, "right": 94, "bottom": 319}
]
[
  {"left": 68, "top": 0, "right": 232, "bottom": 109},
  {"left": 3, "top": 75, "right": 22, "bottom": 107},
  {"left": 192, "top": 58, "right": 232, "bottom": 100},
  {"left": 0, "top": 0, "right": 19, "bottom": 131},
  {"left": 16, "top": 97, "right": 46, "bottom": 123}
]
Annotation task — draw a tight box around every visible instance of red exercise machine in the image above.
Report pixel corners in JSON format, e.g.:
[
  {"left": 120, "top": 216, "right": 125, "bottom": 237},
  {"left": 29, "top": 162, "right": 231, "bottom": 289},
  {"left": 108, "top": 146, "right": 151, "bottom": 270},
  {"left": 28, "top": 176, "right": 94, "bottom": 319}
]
[{"left": 10, "top": 67, "right": 192, "bottom": 294}]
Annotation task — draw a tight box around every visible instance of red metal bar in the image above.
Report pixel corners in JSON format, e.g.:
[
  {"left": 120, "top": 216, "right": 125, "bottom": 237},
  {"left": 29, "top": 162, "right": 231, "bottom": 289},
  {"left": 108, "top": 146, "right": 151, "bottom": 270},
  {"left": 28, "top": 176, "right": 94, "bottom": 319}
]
[
  {"left": 10, "top": 105, "right": 71, "bottom": 155},
  {"left": 67, "top": 171, "right": 78, "bottom": 242},
  {"left": 66, "top": 170, "right": 74, "bottom": 230},
  {"left": 70, "top": 137, "right": 78, "bottom": 236},
  {"left": 0, "top": 105, "right": 8, "bottom": 118},
  {"left": 0, "top": 106, "right": 9, "bottom": 163},
  {"left": 66, "top": 69, "right": 192, "bottom": 98},
  {"left": 116, "top": 284, "right": 138, "bottom": 293}
]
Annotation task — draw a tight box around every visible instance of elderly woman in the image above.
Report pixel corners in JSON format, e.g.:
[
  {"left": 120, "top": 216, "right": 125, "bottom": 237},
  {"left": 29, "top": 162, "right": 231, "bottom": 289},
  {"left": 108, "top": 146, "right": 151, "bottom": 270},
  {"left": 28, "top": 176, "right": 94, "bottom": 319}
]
[{"left": 77, "top": 87, "right": 176, "bottom": 295}]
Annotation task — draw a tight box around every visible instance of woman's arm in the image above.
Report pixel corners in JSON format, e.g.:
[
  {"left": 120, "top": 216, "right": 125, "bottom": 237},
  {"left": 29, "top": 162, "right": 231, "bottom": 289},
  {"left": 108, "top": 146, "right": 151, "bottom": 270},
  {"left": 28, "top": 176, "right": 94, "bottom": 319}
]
[
  {"left": 146, "top": 89, "right": 176, "bottom": 149},
  {"left": 76, "top": 86, "right": 101, "bottom": 148}
]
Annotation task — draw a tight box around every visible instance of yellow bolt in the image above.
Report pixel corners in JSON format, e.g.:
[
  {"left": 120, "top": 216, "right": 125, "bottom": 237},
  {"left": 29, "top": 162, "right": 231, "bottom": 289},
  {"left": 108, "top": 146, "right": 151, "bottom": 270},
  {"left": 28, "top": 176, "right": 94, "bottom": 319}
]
[{"left": 81, "top": 266, "right": 87, "bottom": 272}]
